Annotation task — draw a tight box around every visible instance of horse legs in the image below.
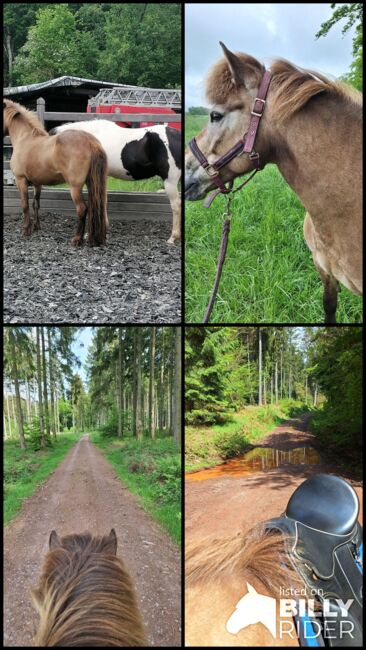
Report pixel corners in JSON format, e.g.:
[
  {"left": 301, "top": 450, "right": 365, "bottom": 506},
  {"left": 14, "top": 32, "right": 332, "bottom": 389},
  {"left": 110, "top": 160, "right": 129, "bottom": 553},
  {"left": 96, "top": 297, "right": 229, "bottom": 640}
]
[
  {"left": 320, "top": 272, "right": 339, "bottom": 324},
  {"left": 164, "top": 178, "right": 181, "bottom": 244},
  {"left": 70, "top": 185, "right": 87, "bottom": 246},
  {"left": 303, "top": 211, "right": 339, "bottom": 323},
  {"left": 32, "top": 184, "right": 42, "bottom": 231},
  {"left": 16, "top": 176, "right": 32, "bottom": 235}
]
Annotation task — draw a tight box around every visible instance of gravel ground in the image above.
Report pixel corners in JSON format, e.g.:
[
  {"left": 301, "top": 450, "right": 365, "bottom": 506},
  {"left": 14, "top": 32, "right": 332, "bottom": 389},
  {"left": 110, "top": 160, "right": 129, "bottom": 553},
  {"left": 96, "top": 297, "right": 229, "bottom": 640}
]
[
  {"left": 4, "top": 435, "right": 181, "bottom": 647},
  {"left": 4, "top": 212, "right": 181, "bottom": 323}
]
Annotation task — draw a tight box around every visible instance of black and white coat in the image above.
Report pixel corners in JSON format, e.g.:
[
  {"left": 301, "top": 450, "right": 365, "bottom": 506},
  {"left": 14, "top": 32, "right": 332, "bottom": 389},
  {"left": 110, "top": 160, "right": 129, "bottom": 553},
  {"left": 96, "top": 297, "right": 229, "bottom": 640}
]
[{"left": 52, "top": 120, "right": 181, "bottom": 243}]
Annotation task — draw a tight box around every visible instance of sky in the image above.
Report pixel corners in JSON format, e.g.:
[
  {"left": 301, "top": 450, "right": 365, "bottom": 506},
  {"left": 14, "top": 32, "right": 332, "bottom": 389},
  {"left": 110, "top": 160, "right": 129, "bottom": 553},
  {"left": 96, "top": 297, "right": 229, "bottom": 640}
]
[
  {"left": 185, "top": 3, "right": 356, "bottom": 109},
  {"left": 71, "top": 327, "right": 95, "bottom": 385}
]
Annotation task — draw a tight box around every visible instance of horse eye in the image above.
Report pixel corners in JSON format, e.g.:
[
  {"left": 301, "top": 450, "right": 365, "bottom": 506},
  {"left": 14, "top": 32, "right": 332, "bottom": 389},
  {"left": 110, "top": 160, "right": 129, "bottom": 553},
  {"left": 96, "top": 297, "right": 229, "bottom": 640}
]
[{"left": 210, "top": 111, "right": 223, "bottom": 123}]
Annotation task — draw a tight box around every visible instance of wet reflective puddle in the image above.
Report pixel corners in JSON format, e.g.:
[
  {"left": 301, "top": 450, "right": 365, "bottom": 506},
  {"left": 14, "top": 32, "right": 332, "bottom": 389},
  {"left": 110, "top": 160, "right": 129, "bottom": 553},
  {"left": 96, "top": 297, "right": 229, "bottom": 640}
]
[{"left": 185, "top": 447, "right": 321, "bottom": 481}]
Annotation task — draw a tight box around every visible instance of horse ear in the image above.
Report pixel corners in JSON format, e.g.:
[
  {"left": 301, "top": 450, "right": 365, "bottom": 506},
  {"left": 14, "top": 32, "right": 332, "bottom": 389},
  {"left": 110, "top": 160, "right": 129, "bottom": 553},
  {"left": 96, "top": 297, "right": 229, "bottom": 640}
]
[
  {"left": 103, "top": 528, "right": 118, "bottom": 554},
  {"left": 219, "top": 42, "right": 259, "bottom": 90},
  {"left": 49, "top": 530, "right": 62, "bottom": 549}
]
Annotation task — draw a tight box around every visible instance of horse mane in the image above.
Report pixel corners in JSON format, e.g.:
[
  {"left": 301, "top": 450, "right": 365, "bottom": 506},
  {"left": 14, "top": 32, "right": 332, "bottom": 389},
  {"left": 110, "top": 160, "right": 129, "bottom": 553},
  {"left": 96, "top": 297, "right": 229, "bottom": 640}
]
[
  {"left": 205, "top": 52, "right": 362, "bottom": 121},
  {"left": 4, "top": 99, "right": 47, "bottom": 136},
  {"left": 31, "top": 531, "right": 146, "bottom": 647},
  {"left": 186, "top": 524, "right": 304, "bottom": 597},
  {"left": 269, "top": 58, "right": 362, "bottom": 121}
]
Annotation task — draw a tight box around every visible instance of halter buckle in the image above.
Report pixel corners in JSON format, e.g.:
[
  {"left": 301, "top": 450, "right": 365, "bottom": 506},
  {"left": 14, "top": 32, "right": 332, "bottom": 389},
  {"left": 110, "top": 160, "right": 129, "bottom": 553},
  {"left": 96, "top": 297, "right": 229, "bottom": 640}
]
[{"left": 204, "top": 164, "right": 219, "bottom": 177}]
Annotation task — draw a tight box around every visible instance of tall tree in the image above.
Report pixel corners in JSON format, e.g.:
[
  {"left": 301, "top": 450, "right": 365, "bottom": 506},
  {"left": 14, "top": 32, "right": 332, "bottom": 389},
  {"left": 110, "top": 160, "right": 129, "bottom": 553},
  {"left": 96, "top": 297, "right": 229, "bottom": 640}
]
[
  {"left": 149, "top": 326, "right": 156, "bottom": 440},
  {"left": 41, "top": 327, "right": 50, "bottom": 437},
  {"left": 173, "top": 327, "right": 181, "bottom": 448},
  {"left": 135, "top": 328, "right": 143, "bottom": 440},
  {"left": 36, "top": 327, "right": 45, "bottom": 448},
  {"left": 8, "top": 329, "right": 26, "bottom": 449}
]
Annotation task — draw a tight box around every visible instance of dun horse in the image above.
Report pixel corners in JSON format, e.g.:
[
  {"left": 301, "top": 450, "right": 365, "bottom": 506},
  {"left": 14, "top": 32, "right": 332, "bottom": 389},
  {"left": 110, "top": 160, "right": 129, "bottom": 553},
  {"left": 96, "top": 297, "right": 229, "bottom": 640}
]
[
  {"left": 185, "top": 45, "right": 362, "bottom": 323},
  {"left": 3, "top": 99, "right": 108, "bottom": 246},
  {"left": 31, "top": 529, "right": 147, "bottom": 646}
]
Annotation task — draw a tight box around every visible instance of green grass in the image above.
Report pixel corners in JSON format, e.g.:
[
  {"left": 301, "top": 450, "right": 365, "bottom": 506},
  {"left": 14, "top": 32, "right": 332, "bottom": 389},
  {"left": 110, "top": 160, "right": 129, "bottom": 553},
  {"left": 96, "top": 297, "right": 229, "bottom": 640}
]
[
  {"left": 46, "top": 176, "right": 164, "bottom": 192},
  {"left": 3, "top": 431, "right": 83, "bottom": 525},
  {"left": 91, "top": 431, "right": 181, "bottom": 545},
  {"left": 184, "top": 114, "right": 362, "bottom": 323},
  {"left": 185, "top": 400, "right": 310, "bottom": 471}
]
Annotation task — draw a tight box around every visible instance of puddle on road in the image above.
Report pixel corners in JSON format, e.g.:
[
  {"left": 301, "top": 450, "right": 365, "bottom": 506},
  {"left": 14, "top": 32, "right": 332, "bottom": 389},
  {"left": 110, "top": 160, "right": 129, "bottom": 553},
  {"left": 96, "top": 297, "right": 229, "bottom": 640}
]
[{"left": 186, "top": 447, "right": 321, "bottom": 482}]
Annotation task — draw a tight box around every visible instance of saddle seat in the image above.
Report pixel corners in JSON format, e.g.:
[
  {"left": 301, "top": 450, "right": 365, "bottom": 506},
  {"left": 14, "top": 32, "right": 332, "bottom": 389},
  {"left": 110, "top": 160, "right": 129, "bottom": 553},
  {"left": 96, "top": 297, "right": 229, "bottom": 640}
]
[
  {"left": 285, "top": 473, "right": 359, "bottom": 536},
  {"left": 266, "top": 474, "right": 363, "bottom": 647}
]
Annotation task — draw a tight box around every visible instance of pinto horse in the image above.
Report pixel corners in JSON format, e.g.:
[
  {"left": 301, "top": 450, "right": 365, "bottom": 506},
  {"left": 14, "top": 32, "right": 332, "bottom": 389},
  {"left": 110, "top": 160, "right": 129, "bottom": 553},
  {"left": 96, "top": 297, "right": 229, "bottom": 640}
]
[
  {"left": 185, "top": 44, "right": 362, "bottom": 323},
  {"left": 52, "top": 120, "right": 181, "bottom": 244},
  {"left": 31, "top": 529, "right": 147, "bottom": 646},
  {"left": 4, "top": 99, "right": 108, "bottom": 246}
]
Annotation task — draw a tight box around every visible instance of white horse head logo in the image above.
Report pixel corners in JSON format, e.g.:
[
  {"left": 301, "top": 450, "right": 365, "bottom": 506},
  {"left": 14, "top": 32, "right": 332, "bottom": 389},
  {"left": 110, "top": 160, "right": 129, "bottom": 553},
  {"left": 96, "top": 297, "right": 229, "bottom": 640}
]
[{"left": 226, "top": 582, "right": 277, "bottom": 638}]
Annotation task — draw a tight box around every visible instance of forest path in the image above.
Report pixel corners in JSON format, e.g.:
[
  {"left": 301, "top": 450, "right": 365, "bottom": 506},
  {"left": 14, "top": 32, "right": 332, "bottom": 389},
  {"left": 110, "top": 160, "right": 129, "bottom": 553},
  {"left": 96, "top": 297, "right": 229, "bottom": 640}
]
[
  {"left": 4, "top": 434, "right": 181, "bottom": 647},
  {"left": 186, "top": 413, "right": 363, "bottom": 543}
]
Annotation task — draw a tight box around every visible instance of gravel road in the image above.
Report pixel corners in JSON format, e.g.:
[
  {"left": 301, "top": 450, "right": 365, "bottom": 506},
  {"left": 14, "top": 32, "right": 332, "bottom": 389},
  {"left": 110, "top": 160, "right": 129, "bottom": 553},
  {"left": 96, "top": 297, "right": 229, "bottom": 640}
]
[{"left": 4, "top": 434, "right": 181, "bottom": 646}]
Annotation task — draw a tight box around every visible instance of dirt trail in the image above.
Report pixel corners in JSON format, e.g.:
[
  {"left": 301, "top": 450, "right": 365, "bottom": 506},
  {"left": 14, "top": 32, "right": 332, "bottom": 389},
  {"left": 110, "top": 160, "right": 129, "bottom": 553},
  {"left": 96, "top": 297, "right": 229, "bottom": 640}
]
[
  {"left": 4, "top": 435, "right": 181, "bottom": 647},
  {"left": 186, "top": 414, "right": 362, "bottom": 543}
]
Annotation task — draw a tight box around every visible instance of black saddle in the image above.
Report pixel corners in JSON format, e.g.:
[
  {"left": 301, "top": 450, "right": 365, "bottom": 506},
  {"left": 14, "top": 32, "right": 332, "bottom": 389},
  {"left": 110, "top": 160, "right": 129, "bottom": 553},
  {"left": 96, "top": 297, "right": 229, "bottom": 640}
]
[{"left": 267, "top": 474, "right": 363, "bottom": 647}]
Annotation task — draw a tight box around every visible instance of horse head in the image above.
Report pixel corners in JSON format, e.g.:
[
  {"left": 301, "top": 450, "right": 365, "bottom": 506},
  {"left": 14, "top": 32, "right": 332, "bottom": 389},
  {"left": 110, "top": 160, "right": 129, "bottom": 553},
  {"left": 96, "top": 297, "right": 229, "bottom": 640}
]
[{"left": 185, "top": 43, "right": 272, "bottom": 201}]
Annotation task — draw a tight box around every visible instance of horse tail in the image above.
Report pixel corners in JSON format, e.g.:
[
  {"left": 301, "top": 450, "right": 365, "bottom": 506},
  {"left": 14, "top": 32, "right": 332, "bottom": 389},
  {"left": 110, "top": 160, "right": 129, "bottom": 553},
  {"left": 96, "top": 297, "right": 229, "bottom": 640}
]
[{"left": 86, "top": 142, "right": 108, "bottom": 246}]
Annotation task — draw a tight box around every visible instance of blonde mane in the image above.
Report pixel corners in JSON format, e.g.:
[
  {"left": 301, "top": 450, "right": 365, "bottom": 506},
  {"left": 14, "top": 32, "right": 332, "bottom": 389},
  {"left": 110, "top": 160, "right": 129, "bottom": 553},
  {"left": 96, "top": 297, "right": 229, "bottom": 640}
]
[
  {"left": 205, "top": 53, "right": 362, "bottom": 122},
  {"left": 186, "top": 524, "right": 304, "bottom": 597},
  {"left": 4, "top": 98, "right": 47, "bottom": 136},
  {"left": 31, "top": 531, "right": 146, "bottom": 646}
]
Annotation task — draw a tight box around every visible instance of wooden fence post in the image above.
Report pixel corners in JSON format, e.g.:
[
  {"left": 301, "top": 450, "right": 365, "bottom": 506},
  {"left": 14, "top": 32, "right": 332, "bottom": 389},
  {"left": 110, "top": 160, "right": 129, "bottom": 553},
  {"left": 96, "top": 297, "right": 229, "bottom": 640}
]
[{"left": 37, "top": 97, "right": 45, "bottom": 126}]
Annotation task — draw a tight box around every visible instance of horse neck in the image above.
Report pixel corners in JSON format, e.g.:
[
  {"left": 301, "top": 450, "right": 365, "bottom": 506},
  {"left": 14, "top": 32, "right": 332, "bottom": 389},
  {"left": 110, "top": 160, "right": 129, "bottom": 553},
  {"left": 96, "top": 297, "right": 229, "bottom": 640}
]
[
  {"left": 268, "top": 93, "right": 362, "bottom": 217},
  {"left": 7, "top": 116, "right": 40, "bottom": 145},
  {"left": 186, "top": 575, "right": 299, "bottom": 647}
]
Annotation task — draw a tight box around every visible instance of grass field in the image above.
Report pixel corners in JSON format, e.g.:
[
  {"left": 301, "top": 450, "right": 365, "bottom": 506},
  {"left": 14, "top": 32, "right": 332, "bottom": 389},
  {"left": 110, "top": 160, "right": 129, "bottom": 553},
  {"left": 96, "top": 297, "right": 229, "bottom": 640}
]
[
  {"left": 46, "top": 176, "right": 163, "bottom": 192},
  {"left": 184, "top": 114, "right": 362, "bottom": 323},
  {"left": 91, "top": 431, "right": 181, "bottom": 544},
  {"left": 3, "top": 431, "right": 82, "bottom": 525}
]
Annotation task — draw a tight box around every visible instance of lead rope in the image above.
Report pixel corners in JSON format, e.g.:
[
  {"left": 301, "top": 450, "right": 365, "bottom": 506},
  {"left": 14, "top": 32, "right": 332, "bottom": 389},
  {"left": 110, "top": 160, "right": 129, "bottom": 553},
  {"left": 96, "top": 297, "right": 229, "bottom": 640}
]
[{"left": 202, "top": 168, "right": 259, "bottom": 323}]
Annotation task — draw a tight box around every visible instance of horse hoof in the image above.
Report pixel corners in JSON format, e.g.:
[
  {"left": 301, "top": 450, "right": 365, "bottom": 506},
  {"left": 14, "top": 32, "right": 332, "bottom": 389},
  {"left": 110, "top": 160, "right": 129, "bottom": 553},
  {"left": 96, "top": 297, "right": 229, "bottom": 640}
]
[
  {"left": 167, "top": 235, "right": 180, "bottom": 245},
  {"left": 71, "top": 237, "right": 83, "bottom": 247},
  {"left": 23, "top": 228, "right": 33, "bottom": 236}
]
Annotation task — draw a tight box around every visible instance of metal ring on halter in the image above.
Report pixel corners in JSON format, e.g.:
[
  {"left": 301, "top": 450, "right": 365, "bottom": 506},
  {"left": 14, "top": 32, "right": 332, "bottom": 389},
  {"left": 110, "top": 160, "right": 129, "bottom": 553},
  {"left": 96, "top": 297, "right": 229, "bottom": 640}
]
[{"left": 203, "top": 164, "right": 220, "bottom": 177}]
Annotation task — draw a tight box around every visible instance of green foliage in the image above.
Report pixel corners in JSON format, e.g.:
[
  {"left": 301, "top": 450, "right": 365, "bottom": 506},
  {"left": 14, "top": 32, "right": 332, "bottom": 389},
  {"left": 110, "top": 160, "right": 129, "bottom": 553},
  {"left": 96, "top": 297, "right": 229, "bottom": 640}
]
[
  {"left": 7, "top": 3, "right": 181, "bottom": 88},
  {"left": 316, "top": 3, "right": 363, "bottom": 91},
  {"left": 153, "top": 456, "right": 181, "bottom": 504},
  {"left": 307, "top": 327, "right": 362, "bottom": 454},
  {"left": 23, "top": 416, "right": 53, "bottom": 451},
  {"left": 4, "top": 432, "right": 82, "bottom": 525},
  {"left": 188, "top": 106, "right": 209, "bottom": 115},
  {"left": 12, "top": 5, "right": 90, "bottom": 83},
  {"left": 213, "top": 431, "right": 250, "bottom": 459}
]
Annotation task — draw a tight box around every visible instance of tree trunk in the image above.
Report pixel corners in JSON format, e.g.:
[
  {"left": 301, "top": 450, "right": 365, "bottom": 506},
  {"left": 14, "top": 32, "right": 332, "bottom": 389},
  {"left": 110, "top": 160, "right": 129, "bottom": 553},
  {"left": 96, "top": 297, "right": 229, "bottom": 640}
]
[
  {"left": 275, "top": 360, "right": 278, "bottom": 404},
  {"left": 5, "top": 30, "right": 13, "bottom": 86},
  {"left": 313, "top": 383, "right": 318, "bottom": 407},
  {"left": 47, "top": 328, "right": 57, "bottom": 438},
  {"left": 36, "top": 327, "right": 45, "bottom": 448},
  {"left": 41, "top": 327, "right": 50, "bottom": 437},
  {"left": 173, "top": 327, "right": 181, "bottom": 448},
  {"left": 117, "top": 328, "right": 123, "bottom": 438},
  {"left": 149, "top": 326, "right": 156, "bottom": 439},
  {"left": 258, "top": 329, "right": 262, "bottom": 406},
  {"left": 135, "top": 328, "right": 143, "bottom": 440},
  {"left": 305, "top": 374, "right": 308, "bottom": 405},
  {"left": 9, "top": 329, "right": 26, "bottom": 449}
]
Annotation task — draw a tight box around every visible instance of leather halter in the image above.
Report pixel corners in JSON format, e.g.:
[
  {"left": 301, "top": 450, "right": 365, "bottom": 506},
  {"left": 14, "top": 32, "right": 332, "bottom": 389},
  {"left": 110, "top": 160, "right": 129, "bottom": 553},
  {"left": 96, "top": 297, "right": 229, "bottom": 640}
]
[{"left": 189, "top": 70, "right": 272, "bottom": 199}]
